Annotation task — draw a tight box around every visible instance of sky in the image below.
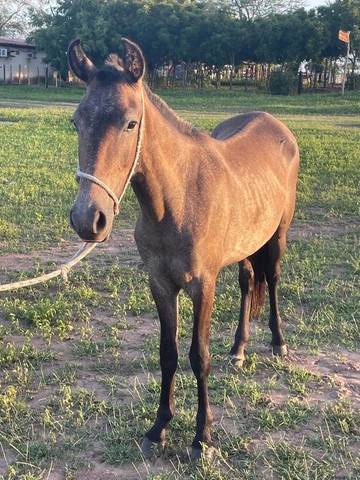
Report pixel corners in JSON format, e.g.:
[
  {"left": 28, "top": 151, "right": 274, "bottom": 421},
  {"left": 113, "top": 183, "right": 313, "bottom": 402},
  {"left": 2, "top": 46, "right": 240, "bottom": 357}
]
[{"left": 306, "top": 0, "right": 329, "bottom": 8}]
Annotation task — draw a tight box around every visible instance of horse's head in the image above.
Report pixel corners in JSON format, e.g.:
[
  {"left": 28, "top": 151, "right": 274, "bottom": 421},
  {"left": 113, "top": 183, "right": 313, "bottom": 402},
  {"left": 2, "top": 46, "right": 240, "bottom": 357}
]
[{"left": 67, "top": 38, "right": 145, "bottom": 242}]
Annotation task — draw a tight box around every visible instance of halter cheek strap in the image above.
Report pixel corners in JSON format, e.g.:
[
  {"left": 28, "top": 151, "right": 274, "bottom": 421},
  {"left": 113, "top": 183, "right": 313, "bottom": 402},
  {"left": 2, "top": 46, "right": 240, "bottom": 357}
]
[{"left": 75, "top": 90, "right": 145, "bottom": 216}]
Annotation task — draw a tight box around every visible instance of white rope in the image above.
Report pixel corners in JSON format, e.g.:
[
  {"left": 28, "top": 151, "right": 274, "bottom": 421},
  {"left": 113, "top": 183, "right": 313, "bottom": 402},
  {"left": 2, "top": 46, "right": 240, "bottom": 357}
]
[
  {"left": 0, "top": 242, "right": 97, "bottom": 292},
  {"left": 75, "top": 170, "right": 121, "bottom": 214}
]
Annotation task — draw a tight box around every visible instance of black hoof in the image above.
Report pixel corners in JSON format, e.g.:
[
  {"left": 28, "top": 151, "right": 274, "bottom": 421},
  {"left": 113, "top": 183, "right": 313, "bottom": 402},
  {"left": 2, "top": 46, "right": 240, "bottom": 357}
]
[
  {"left": 190, "top": 445, "right": 215, "bottom": 460},
  {"left": 140, "top": 437, "right": 164, "bottom": 459},
  {"left": 272, "top": 344, "right": 288, "bottom": 357},
  {"left": 227, "top": 354, "right": 245, "bottom": 369}
]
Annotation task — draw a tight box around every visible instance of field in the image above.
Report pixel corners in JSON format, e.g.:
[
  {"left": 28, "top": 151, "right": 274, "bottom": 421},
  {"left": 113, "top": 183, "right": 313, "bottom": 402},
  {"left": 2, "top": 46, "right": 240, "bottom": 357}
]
[{"left": 0, "top": 85, "right": 359, "bottom": 480}]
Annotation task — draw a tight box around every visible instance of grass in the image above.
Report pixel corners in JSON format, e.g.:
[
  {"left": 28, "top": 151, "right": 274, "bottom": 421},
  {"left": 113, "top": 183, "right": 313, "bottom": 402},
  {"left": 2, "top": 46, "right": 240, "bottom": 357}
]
[{"left": 0, "top": 86, "right": 359, "bottom": 479}]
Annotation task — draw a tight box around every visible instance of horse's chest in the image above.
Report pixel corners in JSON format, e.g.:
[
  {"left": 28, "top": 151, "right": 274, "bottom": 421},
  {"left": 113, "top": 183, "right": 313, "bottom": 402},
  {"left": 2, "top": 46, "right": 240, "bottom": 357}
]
[{"left": 135, "top": 223, "right": 193, "bottom": 280}]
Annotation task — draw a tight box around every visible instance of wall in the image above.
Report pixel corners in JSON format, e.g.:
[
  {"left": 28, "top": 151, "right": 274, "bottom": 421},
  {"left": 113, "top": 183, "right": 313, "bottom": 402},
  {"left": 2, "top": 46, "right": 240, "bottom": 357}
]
[{"left": 0, "top": 38, "right": 51, "bottom": 84}]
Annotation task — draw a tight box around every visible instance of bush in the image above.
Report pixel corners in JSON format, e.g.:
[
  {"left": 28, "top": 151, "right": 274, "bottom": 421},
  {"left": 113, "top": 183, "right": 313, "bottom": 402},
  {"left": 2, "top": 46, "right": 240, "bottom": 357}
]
[
  {"left": 347, "top": 74, "right": 360, "bottom": 91},
  {"left": 269, "top": 69, "right": 297, "bottom": 95}
]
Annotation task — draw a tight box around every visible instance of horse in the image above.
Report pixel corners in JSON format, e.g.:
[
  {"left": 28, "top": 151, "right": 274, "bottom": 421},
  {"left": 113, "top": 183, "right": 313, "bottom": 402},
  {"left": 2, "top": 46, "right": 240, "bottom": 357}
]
[{"left": 67, "top": 38, "right": 299, "bottom": 459}]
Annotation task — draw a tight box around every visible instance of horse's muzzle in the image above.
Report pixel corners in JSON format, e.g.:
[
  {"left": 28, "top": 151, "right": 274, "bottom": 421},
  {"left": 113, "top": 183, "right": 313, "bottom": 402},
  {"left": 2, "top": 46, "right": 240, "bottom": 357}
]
[{"left": 70, "top": 204, "right": 113, "bottom": 242}]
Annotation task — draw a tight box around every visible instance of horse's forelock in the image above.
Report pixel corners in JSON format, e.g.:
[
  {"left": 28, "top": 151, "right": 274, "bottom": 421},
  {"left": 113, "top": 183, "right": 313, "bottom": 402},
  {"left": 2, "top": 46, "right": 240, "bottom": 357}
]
[
  {"left": 105, "top": 54, "right": 124, "bottom": 70},
  {"left": 94, "top": 55, "right": 125, "bottom": 82}
]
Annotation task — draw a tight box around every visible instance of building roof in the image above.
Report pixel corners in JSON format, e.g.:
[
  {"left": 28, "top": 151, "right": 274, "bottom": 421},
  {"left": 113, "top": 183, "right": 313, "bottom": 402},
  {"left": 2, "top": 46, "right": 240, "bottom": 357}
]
[{"left": 0, "top": 37, "right": 36, "bottom": 50}]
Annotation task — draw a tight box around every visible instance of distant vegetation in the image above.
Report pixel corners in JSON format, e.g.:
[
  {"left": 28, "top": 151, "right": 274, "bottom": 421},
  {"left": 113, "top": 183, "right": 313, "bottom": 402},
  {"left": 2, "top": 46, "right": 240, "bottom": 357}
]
[{"left": 26, "top": 0, "right": 359, "bottom": 91}]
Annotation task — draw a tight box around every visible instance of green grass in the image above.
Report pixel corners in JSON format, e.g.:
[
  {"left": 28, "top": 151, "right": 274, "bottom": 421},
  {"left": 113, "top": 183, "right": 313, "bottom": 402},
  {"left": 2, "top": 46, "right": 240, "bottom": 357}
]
[
  {"left": 0, "top": 85, "right": 84, "bottom": 103},
  {"left": 0, "top": 86, "right": 359, "bottom": 479}
]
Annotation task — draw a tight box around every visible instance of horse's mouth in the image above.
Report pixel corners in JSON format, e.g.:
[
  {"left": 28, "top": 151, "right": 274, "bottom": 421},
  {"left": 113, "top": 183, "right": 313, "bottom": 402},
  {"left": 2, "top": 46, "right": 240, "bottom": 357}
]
[
  {"left": 83, "top": 233, "right": 110, "bottom": 243},
  {"left": 73, "top": 228, "right": 111, "bottom": 244}
]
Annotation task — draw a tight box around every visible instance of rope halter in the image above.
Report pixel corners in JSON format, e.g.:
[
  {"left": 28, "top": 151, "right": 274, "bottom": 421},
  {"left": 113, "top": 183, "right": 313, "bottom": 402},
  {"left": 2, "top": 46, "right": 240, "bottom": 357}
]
[{"left": 75, "top": 90, "right": 145, "bottom": 215}]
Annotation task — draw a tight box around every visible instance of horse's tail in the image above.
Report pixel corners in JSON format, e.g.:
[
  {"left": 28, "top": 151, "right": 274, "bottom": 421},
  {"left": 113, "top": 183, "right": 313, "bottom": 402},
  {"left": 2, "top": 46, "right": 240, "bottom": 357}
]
[{"left": 250, "top": 246, "right": 267, "bottom": 318}]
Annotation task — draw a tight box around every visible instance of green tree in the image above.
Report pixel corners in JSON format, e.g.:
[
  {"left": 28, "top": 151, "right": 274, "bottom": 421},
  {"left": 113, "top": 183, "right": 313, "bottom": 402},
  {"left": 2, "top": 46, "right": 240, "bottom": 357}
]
[
  {"left": 219, "top": 0, "right": 307, "bottom": 21},
  {"left": 28, "top": 0, "right": 360, "bottom": 88},
  {"left": 251, "top": 9, "right": 327, "bottom": 71},
  {"left": 30, "top": 0, "right": 112, "bottom": 78}
]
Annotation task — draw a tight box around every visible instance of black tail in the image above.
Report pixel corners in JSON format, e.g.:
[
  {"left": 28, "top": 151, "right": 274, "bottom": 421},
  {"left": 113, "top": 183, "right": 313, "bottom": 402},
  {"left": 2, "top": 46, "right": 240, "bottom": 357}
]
[{"left": 250, "top": 245, "right": 267, "bottom": 318}]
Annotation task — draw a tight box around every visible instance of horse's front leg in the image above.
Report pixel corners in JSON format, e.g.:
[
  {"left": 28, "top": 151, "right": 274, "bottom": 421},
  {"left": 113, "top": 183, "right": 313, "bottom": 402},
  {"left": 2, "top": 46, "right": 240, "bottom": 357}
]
[
  {"left": 187, "top": 277, "right": 216, "bottom": 459},
  {"left": 140, "top": 276, "right": 180, "bottom": 458}
]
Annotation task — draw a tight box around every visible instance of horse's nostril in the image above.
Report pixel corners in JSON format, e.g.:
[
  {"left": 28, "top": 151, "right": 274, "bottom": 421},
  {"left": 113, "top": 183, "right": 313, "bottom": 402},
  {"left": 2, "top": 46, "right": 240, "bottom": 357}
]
[{"left": 93, "top": 210, "right": 107, "bottom": 234}]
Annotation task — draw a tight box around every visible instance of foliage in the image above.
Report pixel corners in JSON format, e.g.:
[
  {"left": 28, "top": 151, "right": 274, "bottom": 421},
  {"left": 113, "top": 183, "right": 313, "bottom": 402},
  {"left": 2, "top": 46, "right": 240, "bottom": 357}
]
[
  {"left": 269, "top": 69, "right": 297, "bottom": 95},
  {"left": 347, "top": 73, "right": 360, "bottom": 91},
  {"left": 221, "top": 0, "right": 307, "bottom": 21},
  {"left": 26, "top": 0, "right": 360, "bottom": 86}
]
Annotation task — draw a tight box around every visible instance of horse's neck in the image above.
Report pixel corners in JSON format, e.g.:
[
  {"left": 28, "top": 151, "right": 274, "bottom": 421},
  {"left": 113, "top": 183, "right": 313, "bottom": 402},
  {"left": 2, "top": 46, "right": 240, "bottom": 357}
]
[{"left": 133, "top": 96, "right": 201, "bottom": 224}]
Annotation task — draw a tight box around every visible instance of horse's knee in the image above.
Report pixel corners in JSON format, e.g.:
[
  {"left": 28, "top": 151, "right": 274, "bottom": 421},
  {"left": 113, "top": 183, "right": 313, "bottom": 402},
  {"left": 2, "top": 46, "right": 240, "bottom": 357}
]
[{"left": 238, "top": 259, "right": 254, "bottom": 292}]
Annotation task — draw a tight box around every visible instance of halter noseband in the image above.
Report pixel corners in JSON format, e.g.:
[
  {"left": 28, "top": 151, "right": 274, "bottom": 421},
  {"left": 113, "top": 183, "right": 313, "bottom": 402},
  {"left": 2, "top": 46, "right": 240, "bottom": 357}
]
[{"left": 75, "top": 91, "right": 145, "bottom": 215}]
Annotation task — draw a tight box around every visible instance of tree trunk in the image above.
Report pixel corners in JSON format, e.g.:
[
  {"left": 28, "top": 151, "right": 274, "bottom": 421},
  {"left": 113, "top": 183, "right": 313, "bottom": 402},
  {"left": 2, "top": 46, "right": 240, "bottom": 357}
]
[{"left": 323, "top": 58, "right": 328, "bottom": 89}]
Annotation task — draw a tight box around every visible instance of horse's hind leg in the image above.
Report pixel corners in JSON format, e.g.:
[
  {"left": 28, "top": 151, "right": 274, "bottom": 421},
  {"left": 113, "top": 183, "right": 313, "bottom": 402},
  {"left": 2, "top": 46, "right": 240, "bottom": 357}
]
[
  {"left": 140, "top": 276, "right": 180, "bottom": 458},
  {"left": 229, "top": 258, "right": 254, "bottom": 368},
  {"left": 266, "top": 231, "right": 288, "bottom": 357}
]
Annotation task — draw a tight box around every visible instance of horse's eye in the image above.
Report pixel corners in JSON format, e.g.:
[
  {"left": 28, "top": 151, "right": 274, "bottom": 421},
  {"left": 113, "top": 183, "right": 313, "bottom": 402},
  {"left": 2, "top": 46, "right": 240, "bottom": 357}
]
[
  {"left": 71, "top": 119, "right": 78, "bottom": 132},
  {"left": 127, "top": 121, "right": 137, "bottom": 131}
]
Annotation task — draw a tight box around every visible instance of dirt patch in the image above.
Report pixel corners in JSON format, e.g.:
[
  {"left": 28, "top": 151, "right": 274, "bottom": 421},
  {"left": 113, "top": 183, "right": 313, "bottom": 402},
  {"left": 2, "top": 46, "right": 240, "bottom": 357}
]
[
  {"left": 0, "top": 120, "right": 16, "bottom": 124},
  {"left": 288, "top": 212, "right": 359, "bottom": 242},
  {"left": 0, "top": 227, "right": 138, "bottom": 286},
  {"left": 336, "top": 123, "right": 360, "bottom": 129}
]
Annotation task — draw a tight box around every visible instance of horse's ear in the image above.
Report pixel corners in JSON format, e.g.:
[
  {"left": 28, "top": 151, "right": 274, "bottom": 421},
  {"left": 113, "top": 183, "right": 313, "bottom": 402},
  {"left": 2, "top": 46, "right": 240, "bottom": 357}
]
[
  {"left": 67, "top": 39, "right": 97, "bottom": 84},
  {"left": 121, "top": 38, "right": 145, "bottom": 83}
]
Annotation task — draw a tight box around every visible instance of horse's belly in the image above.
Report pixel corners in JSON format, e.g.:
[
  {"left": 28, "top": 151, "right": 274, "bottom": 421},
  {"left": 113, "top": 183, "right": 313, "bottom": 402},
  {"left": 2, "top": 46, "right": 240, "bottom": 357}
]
[{"left": 215, "top": 194, "right": 286, "bottom": 268}]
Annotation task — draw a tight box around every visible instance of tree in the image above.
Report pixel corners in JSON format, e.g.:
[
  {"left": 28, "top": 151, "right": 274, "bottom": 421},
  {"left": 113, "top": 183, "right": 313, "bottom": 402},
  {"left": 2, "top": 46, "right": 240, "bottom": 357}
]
[
  {"left": 251, "top": 9, "right": 327, "bottom": 71},
  {"left": 30, "top": 0, "right": 112, "bottom": 78},
  {"left": 28, "top": 0, "right": 359, "bottom": 88},
  {"left": 0, "top": 0, "right": 42, "bottom": 37},
  {"left": 218, "top": 0, "right": 307, "bottom": 21}
]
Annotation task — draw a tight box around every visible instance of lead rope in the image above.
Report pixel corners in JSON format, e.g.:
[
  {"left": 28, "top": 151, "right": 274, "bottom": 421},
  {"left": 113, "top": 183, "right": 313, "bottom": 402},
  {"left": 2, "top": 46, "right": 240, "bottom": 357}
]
[
  {"left": 0, "top": 92, "right": 145, "bottom": 293},
  {"left": 0, "top": 242, "right": 97, "bottom": 292}
]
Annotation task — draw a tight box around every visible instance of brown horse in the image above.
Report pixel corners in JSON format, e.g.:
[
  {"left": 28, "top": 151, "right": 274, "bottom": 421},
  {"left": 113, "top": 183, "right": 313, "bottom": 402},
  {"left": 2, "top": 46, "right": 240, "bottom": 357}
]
[{"left": 67, "top": 38, "right": 299, "bottom": 459}]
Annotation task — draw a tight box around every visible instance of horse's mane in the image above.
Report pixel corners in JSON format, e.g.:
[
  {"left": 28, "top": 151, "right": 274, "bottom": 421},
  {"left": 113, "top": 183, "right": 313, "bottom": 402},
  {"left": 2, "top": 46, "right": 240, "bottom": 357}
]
[
  {"left": 103, "top": 54, "right": 196, "bottom": 137},
  {"left": 143, "top": 84, "right": 196, "bottom": 136}
]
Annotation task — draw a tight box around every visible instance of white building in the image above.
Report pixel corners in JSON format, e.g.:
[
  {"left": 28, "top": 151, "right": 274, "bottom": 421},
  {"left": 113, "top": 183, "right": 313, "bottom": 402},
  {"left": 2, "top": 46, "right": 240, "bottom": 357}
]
[{"left": 0, "top": 37, "right": 51, "bottom": 84}]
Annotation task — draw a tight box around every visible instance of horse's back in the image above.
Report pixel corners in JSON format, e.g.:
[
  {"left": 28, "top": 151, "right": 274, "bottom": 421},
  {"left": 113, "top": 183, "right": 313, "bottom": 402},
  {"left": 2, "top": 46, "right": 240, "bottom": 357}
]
[
  {"left": 212, "top": 111, "right": 299, "bottom": 166},
  {"left": 212, "top": 111, "right": 265, "bottom": 141}
]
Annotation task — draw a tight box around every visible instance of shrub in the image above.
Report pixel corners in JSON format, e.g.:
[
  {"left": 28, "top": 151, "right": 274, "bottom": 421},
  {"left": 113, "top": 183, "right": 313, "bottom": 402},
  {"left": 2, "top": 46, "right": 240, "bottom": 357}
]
[
  {"left": 347, "top": 74, "right": 360, "bottom": 91},
  {"left": 269, "top": 69, "right": 297, "bottom": 95}
]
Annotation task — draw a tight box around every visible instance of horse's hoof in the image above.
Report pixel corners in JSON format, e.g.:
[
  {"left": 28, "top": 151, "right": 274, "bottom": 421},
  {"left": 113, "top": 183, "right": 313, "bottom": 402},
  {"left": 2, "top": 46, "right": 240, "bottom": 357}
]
[
  {"left": 228, "top": 354, "right": 245, "bottom": 369},
  {"left": 190, "top": 445, "right": 215, "bottom": 461},
  {"left": 272, "top": 344, "right": 288, "bottom": 357},
  {"left": 140, "top": 437, "right": 164, "bottom": 459}
]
